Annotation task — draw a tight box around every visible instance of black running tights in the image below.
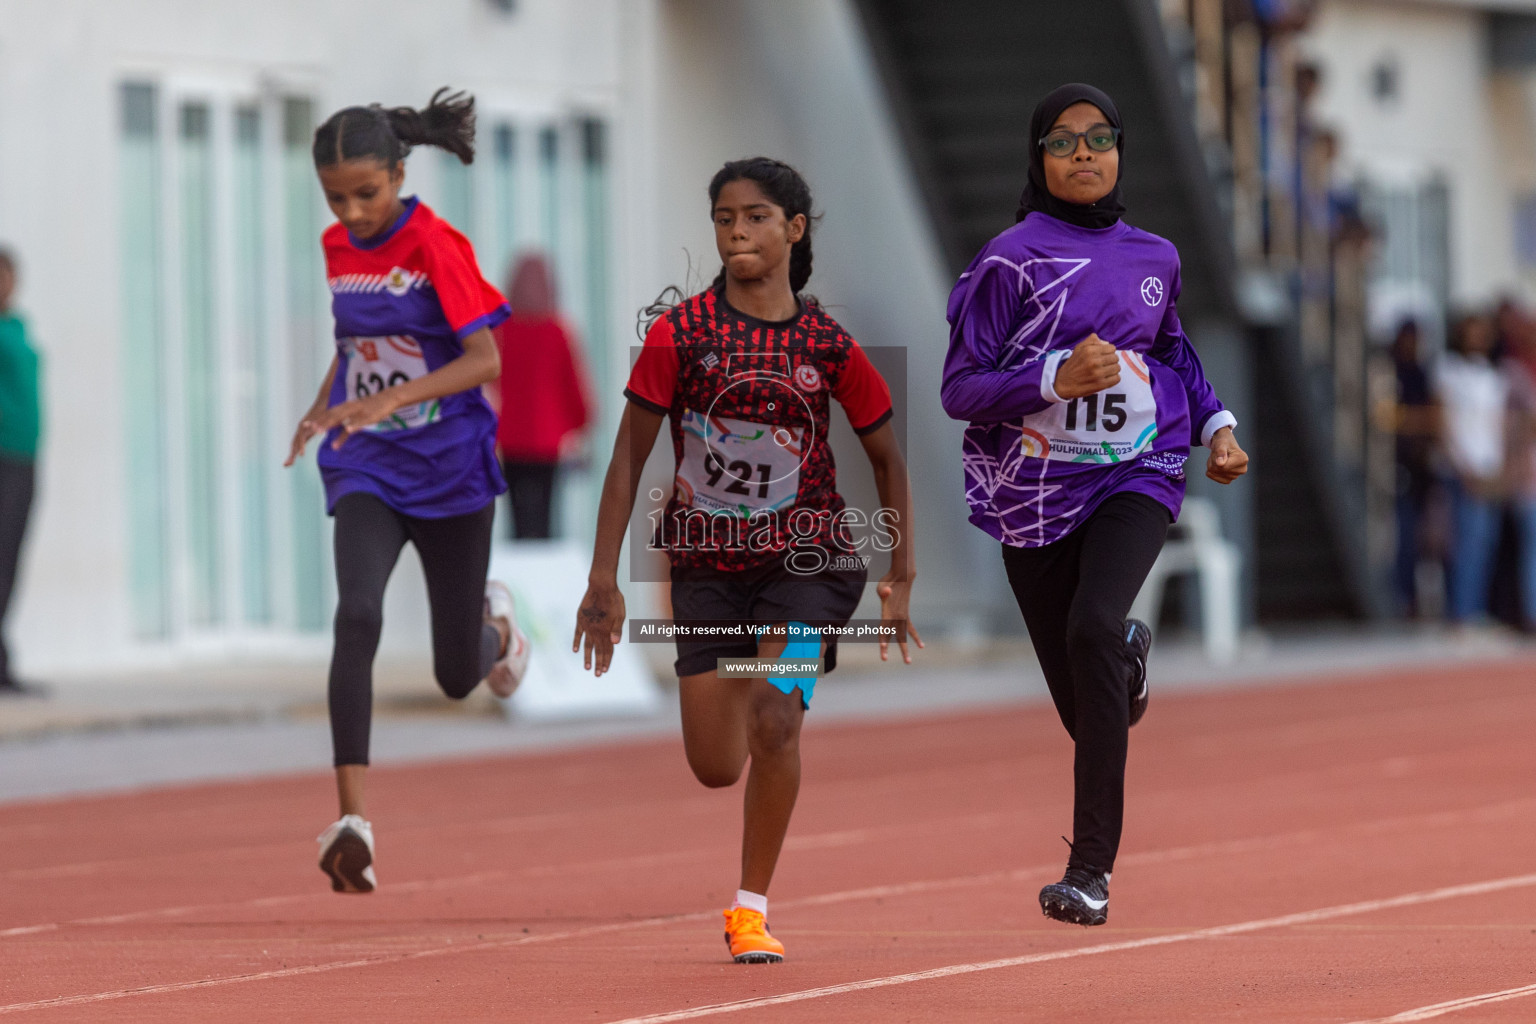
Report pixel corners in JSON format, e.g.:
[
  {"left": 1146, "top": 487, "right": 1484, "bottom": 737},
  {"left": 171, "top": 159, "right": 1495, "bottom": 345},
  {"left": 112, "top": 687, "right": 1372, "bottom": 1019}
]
[
  {"left": 329, "top": 492, "right": 499, "bottom": 766},
  {"left": 1001, "top": 492, "right": 1170, "bottom": 874}
]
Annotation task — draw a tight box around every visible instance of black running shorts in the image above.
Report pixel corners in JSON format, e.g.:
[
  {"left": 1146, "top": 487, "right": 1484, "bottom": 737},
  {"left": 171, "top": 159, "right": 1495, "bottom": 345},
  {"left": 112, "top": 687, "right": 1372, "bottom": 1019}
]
[{"left": 669, "top": 559, "right": 868, "bottom": 679}]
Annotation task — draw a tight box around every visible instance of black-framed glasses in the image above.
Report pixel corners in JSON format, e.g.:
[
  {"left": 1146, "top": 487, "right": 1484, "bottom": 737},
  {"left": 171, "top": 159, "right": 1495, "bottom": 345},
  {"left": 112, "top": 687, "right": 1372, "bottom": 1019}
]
[{"left": 1039, "top": 125, "right": 1120, "bottom": 158}]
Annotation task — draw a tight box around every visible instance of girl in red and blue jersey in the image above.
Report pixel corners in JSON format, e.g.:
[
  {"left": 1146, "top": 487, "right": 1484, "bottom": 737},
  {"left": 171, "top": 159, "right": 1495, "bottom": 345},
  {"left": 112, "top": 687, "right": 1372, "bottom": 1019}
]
[
  {"left": 574, "top": 158, "right": 923, "bottom": 963},
  {"left": 285, "top": 89, "right": 529, "bottom": 894}
]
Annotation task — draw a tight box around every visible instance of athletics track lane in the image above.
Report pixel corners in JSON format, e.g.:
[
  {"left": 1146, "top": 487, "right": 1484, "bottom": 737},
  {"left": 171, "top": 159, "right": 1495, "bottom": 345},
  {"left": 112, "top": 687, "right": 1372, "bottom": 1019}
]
[{"left": 1, "top": 659, "right": 1534, "bottom": 1021}]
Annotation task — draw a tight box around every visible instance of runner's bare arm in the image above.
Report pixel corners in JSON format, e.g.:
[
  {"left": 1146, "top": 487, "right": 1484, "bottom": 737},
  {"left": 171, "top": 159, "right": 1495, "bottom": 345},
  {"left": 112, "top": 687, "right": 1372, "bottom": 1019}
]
[
  {"left": 309, "top": 327, "right": 502, "bottom": 447},
  {"left": 285, "top": 355, "right": 340, "bottom": 466},
  {"left": 858, "top": 422, "right": 923, "bottom": 664},
  {"left": 575, "top": 402, "right": 666, "bottom": 676}
]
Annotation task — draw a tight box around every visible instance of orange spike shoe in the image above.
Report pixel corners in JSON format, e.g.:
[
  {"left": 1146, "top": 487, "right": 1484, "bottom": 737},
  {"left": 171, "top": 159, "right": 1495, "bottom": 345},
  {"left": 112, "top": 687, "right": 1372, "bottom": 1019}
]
[{"left": 723, "top": 906, "right": 785, "bottom": 963}]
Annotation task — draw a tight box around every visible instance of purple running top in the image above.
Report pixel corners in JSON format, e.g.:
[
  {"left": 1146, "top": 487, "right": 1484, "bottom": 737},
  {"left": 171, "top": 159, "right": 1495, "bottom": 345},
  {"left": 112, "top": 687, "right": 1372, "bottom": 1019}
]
[{"left": 941, "top": 212, "right": 1235, "bottom": 548}]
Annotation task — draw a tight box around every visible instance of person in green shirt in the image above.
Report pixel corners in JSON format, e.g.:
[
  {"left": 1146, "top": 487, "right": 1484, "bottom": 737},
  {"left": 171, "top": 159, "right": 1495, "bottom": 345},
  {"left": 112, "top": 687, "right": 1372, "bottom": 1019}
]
[{"left": 0, "top": 248, "right": 43, "bottom": 697}]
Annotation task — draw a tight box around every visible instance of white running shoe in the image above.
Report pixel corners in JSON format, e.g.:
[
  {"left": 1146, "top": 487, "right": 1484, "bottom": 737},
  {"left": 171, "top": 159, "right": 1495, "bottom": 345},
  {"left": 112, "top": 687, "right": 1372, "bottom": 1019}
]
[
  {"left": 317, "top": 814, "right": 376, "bottom": 893},
  {"left": 484, "top": 580, "right": 530, "bottom": 698}
]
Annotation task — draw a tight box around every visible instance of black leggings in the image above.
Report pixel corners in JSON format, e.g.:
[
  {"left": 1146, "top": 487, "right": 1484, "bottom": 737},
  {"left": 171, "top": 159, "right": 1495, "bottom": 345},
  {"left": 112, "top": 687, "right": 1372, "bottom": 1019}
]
[
  {"left": 1001, "top": 491, "right": 1170, "bottom": 874},
  {"left": 329, "top": 492, "right": 499, "bottom": 766}
]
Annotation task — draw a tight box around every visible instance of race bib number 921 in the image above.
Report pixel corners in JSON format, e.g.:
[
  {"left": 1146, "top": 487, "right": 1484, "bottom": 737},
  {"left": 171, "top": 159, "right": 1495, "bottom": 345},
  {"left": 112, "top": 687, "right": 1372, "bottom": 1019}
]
[{"left": 674, "top": 409, "right": 804, "bottom": 516}]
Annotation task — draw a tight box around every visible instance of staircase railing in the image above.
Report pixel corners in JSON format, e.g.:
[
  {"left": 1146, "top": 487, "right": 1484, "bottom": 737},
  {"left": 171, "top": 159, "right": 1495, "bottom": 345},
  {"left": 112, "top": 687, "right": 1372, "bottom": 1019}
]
[{"left": 1157, "top": 0, "right": 1392, "bottom": 617}]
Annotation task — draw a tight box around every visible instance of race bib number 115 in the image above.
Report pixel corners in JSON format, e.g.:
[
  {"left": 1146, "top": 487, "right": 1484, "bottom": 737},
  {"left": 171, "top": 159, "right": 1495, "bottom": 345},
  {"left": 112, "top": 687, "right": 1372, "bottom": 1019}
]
[{"left": 1019, "top": 350, "right": 1159, "bottom": 463}]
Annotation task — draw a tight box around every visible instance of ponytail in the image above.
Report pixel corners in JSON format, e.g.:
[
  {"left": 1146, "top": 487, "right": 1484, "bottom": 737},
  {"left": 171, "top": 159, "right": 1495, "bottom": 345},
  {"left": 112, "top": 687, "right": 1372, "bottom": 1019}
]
[
  {"left": 636, "top": 284, "right": 687, "bottom": 341},
  {"left": 380, "top": 88, "right": 476, "bottom": 165},
  {"left": 313, "top": 87, "right": 476, "bottom": 169}
]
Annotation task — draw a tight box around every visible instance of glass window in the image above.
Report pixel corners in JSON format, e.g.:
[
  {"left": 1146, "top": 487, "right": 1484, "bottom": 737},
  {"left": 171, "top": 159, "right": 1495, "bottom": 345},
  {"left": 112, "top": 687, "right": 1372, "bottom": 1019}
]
[
  {"left": 578, "top": 118, "right": 611, "bottom": 417},
  {"left": 489, "top": 123, "right": 518, "bottom": 287},
  {"left": 120, "top": 83, "right": 169, "bottom": 639},
  {"left": 283, "top": 97, "right": 328, "bottom": 632},
  {"left": 233, "top": 106, "right": 271, "bottom": 625},
  {"left": 565, "top": 117, "right": 612, "bottom": 541},
  {"left": 538, "top": 125, "right": 560, "bottom": 260},
  {"left": 121, "top": 83, "right": 333, "bottom": 643},
  {"left": 1516, "top": 193, "right": 1536, "bottom": 269},
  {"left": 178, "top": 102, "right": 222, "bottom": 627},
  {"left": 439, "top": 150, "right": 475, "bottom": 240}
]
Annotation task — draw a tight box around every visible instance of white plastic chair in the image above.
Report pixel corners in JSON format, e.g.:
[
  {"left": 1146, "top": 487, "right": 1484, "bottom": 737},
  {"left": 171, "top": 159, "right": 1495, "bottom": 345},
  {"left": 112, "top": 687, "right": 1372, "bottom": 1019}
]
[{"left": 1129, "top": 496, "right": 1240, "bottom": 663}]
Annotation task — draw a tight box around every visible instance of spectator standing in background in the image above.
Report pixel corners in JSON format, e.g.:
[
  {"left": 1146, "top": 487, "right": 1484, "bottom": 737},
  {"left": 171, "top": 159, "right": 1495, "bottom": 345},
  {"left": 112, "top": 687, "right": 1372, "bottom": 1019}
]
[
  {"left": 1436, "top": 312, "right": 1508, "bottom": 625},
  {"left": 1501, "top": 309, "right": 1536, "bottom": 631},
  {"left": 1493, "top": 299, "right": 1523, "bottom": 363},
  {"left": 0, "top": 249, "right": 43, "bottom": 697},
  {"left": 1389, "top": 320, "right": 1437, "bottom": 617},
  {"left": 493, "top": 253, "right": 591, "bottom": 539}
]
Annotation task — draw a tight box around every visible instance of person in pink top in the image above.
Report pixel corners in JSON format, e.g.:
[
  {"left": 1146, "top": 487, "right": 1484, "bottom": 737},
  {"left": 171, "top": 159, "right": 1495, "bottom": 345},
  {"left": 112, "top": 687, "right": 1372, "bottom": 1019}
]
[{"left": 492, "top": 253, "right": 592, "bottom": 539}]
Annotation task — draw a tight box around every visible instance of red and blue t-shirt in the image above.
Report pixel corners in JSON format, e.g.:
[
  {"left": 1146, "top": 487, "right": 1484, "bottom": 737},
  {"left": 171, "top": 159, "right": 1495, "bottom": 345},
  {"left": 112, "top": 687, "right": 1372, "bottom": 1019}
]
[
  {"left": 625, "top": 287, "right": 893, "bottom": 571},
  {"left": 318, "top": 197, "right": 510, "bottom": 517}
]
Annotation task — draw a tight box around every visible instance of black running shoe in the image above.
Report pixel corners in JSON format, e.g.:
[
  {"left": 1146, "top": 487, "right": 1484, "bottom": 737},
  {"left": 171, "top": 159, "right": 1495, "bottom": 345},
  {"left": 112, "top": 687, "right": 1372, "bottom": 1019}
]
[
  {"left": 1125, "top": 619, "right": 1152, "bottom": 727},
  {"left": 1039, "top": 866, "right": 1110, "bottom": 926}
]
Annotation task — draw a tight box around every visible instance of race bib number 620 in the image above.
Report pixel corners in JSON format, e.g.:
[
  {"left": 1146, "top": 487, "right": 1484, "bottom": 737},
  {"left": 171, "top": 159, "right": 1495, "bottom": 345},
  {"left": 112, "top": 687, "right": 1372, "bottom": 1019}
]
[{"left": 342, "top": 335, "right": 440, "bottom": 432}]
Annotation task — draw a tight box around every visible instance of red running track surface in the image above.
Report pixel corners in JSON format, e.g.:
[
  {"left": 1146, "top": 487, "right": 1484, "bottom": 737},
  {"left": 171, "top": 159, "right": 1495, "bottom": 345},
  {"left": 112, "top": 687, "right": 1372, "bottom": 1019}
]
[{"left": 3, "top": 659, "right": 1536, "bottom": 1022}]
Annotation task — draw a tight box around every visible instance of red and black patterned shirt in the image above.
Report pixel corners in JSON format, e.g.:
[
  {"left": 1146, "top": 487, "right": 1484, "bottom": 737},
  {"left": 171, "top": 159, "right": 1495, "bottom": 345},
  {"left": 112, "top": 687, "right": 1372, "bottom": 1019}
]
[{"left": 625, "top": 287, "right": 893, "bottom": 571}]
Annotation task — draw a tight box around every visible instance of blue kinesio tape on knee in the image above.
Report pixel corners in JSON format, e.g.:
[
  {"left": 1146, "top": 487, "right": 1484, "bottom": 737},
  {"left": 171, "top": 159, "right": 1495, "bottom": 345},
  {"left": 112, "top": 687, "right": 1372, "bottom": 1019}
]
[{"left": 771, "top": 621, "right": 822, "bottom": 706}]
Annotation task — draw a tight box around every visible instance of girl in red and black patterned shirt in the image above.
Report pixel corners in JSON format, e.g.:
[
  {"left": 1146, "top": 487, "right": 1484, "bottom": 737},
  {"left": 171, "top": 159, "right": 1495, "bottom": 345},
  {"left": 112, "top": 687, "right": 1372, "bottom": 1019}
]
[{"left": 575, "top": 158, "right": 921, "bottom": 963}]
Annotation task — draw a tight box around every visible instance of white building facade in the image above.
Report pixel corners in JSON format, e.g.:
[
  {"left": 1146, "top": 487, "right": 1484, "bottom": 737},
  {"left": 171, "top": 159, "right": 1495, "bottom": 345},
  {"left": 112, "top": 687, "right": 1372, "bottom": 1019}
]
[
  {"left": 1, "top": 0, "right": 980, "bottom": 677},
  {"left": 1301, "top": 0, "right": 1536, "bottom": 337}
]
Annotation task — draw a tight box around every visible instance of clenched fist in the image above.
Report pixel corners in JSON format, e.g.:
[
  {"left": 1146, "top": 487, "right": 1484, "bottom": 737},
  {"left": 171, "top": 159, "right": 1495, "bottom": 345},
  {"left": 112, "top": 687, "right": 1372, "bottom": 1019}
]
[
  {"left": 1053, "top": 334, "right": 1121, "bottom": 400},
  {"left": 1206, "top": 426, "right": 1249, "bottom": 484}
]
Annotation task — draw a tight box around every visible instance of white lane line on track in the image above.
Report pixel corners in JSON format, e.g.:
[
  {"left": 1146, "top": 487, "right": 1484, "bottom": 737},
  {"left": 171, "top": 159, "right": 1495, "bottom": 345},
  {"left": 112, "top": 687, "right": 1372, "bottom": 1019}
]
[
  {"left": 0, "top": 815, "right": 1006, "bottom": 939},
  {"left": 0, "top": 756, "right": 1027, "bottom": 883},
  {"left": 7, "top": 870, "right": 1536, "bottom": 1017},
  {"left": 1345, "top": 982, "right": 1536, "bottom": 1022},
  {"left": 4, "top": 795, "right": 1531, "bottom": 943},
  {"left": 0, "top": 909, "right": 715, "bottom": 1015},
  {"left": 600, "top": 873, "right": 1536, "bottom": 1024}
]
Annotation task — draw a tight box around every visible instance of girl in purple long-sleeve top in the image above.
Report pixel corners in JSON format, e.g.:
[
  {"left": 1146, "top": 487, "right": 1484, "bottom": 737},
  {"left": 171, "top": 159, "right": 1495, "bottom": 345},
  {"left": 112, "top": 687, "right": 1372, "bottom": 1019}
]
[{"left": 942, "top": 83, "right": 1249, "bottom": 926}]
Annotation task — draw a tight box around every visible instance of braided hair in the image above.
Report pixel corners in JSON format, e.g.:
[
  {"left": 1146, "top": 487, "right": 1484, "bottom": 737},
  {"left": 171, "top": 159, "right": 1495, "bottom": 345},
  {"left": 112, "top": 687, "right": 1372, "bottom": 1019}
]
[{"left": 312, "top": 87, "right": 476, "bottom": 169}]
